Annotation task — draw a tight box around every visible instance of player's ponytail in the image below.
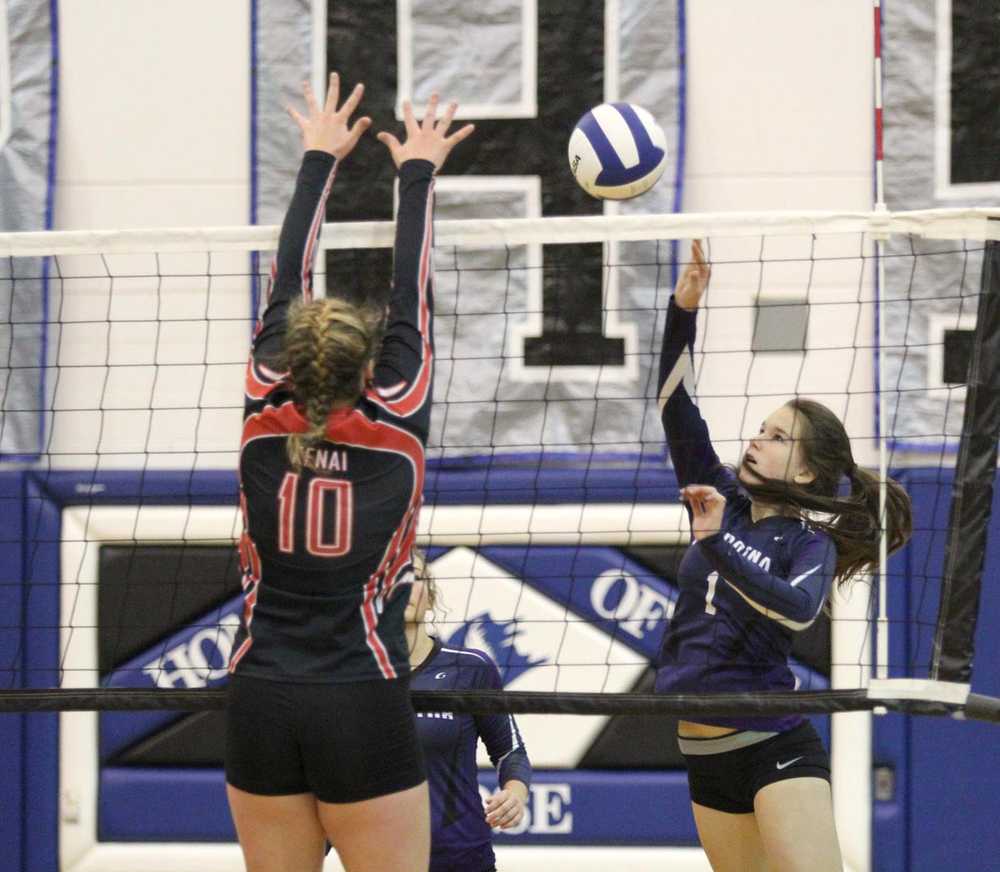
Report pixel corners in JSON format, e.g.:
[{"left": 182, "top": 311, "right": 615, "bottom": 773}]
[
  {"left": 830, "top": 460, "right": 912, "bottom": 584},
  {"left": 738, "top": 398, "right": 912, "bottom": 586},
  {"left": 283, "top": 297, "right": 383, "bottom": 468}
]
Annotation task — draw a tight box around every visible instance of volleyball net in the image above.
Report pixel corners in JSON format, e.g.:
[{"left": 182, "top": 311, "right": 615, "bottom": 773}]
[{"left": 1, "top": 207, "right": 999, "bottom": 726}]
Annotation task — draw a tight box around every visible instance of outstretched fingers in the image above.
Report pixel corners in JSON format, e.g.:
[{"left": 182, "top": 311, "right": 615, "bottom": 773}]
[
  {"left": 435, "top": 100, "right": 457, "bottom": 134},
  {"left": 287, "top": 104, "right": 308, "bottom": 132},
  {"left": 339, "top": 82, "right": 365, "bottom": 120},
  {"left": 422, "top": 92, "right": 440, "bottom": 128},
  {"left": 289, "top": 71, "right": 371, "bottom": 160},
  {"left": 376, "top": 130, "right": 401, "bottom": 155},
  {"left": 436, "top": 100, "right": 475, "bottom": 146},
  {"left": 446, "top": 122, "right": 476, "bottom": 147},
  {"left": 402, "top": 99, "right": 419, "bottom": 137},
  {"left": 303, "top": 80, "right": 320, "bottom": 117},
  {"left": 378, "top": 95, "right": 475, "bottom": 169},
  {"left": 346, "top": 115, "right": 373, "bottom": 149},
  {"left": 323, "top": 72, "right": 340, "bottom": 114}
]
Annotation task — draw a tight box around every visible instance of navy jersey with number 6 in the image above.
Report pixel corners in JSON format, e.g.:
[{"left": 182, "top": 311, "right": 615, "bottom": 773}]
[
  {"left": 230, "top": 151, "right": 437, "bottom": 684},
  {"left": 655, "top": 297, "right": 836, "bottom": 732},
  {"left": 411, "top": 639, "right": 532, "bottom": 872}
]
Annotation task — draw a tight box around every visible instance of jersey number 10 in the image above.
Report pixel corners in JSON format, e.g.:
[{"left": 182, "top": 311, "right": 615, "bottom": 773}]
[{"left": 277, "top": 472, "right": 353, "bottom": 557}]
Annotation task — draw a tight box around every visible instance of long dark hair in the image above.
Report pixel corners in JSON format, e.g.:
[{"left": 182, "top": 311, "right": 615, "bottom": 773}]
[{"left": 739, "top": 398, "right": 912, "bottom": 587}]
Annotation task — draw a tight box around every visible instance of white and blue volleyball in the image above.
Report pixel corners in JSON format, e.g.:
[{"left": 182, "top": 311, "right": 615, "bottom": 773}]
[{"left": 568, "top": 103, "right": 667, "bottom": 200}]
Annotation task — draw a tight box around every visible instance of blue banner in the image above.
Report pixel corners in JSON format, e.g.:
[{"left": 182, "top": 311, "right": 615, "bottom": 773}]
[{"left": 99, "top": 767, "right": 699, "bottom": 844}]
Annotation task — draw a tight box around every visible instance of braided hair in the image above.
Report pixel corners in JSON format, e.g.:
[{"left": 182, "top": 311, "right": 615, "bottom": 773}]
[{"left": 283, "top": 297, "right": 384, "bottom": 468}]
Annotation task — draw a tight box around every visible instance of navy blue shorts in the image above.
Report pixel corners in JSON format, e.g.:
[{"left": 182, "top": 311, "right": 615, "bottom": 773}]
[
  {"left": 225, "top": 672, "right": 426, "bottom": 803},
  {"left": 682, "top": 721, "right": 831, "bottom": 814}
]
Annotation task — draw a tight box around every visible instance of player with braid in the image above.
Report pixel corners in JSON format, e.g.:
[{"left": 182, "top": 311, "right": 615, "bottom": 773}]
[
  {"left": 283, "top": 301, "right": 383, "bottom": 469},
  {"left": 656, "top": 241, "right": 912, "bottom": 872},
  {"left": 224, "top": 72, "right": 473, "bottom": 872}
]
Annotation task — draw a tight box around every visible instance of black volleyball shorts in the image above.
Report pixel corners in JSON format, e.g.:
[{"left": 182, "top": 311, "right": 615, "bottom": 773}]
[
  {"left": 225, "top": 672, "right": 426, "bottom": 804},
  {"left": 682, "top": 720, "right": 831, "bottom": 814}
]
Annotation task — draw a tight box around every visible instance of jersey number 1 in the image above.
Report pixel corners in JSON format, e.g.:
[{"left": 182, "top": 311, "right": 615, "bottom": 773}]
[
  {"left": 277, "top": 472, "right": 353, "bottom": 557},
  {"left": 705, "top": 571, "right": 719, "bottom": 615}
]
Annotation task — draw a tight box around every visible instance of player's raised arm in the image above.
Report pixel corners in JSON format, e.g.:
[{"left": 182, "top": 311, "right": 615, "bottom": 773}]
[
  {"left": 658, "top": 240, "right": 726, "bottom": 490},
  {"left": 367, "top": 96, "right": 474, "bottom": 426},
  {"left": 252, "top": 74, "right": 372, "bottom": 366}
]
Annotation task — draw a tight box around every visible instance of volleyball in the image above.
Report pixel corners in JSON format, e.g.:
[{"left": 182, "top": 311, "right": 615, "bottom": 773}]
[{"left": 568, "top": 102, "right": 667, "bottom": 200}]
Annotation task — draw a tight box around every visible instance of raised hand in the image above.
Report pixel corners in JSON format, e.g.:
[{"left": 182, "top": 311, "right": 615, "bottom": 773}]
[
  {"left": 674, "top": 240, "right": 711, "bottom": 312},
  {"left": 287, "top": 72, "right": 372, "bottom": 161},
  {"left": 680, "top": 484, "right": 726, "bottom": 541},
  {"left": 376, "top": 94, "right": 475, "bottom": 170}
]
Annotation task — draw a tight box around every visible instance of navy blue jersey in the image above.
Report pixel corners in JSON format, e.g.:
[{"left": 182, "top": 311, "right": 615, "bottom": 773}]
[
  {"left": 655, "top": 298, "right": 836, "bottom": 731},
  {"left": 230, "top": 152, "right": 437, "bottom": 683},
  {"left": 411, "top": 639, "right": 532, "bottom": 872}
]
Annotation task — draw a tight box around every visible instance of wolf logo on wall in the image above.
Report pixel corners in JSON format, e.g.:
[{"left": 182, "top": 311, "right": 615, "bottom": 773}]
[{"left": 446, "top": 610, "right": 548, "bottom": 685}]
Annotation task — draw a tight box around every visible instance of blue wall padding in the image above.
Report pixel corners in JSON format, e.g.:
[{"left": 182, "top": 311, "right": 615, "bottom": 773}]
[
  {"left": 100, "top": 768, "right": 235, "bottom": 841},
  {"left": 0, "top": 471, "right": 25, "bottom": 872},
  {"left": 898, "top": 469, "right": 1000, "bottom": 871},
  {"left": 23, "top": 473, "right": 61, "bottom": 872},
  {"left": 100, "top": 768, "right": 699, "bottom": 844}
]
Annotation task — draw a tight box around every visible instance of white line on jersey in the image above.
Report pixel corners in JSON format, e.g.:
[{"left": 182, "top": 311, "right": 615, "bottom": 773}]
[{"left": 789, "top": 564, "right": 822, "bottom": 587}]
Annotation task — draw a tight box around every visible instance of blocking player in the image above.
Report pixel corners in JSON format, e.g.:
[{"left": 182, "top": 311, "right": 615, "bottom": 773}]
[{"left": 224, "top": 72, "right": 473, "bottom": 872}]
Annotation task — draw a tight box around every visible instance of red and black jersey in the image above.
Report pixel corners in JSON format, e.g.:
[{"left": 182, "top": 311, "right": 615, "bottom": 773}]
[{"left": 230, "top": 151, "right": 436, "bottom": 683}]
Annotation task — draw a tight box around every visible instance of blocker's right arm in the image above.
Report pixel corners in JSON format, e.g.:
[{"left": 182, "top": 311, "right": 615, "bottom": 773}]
[
  {"left": 251, "top": 151, "right": 338, "bottom": 366},
  {"left": 367, "top": 95, "right": 474, "bottom": 437}
]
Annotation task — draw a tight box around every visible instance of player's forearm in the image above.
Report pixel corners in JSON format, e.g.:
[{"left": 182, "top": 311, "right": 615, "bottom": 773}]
[
  {"left": 496, "top": 746, "right": 532, "bottom": 788},
  {"left": 661, "top": 396, "right": 721, "bottom": 486},
  {"left": 658, "top": 297, "right": 696, "bottom": 396},
  {"left": 657, "top": 298, "right": 722, "bottom": 487},
  {"left": 699, "top": 534, "right": 826, "bottom": 626},
  {"left": 391, "top": 159, "right": 436, "bottom": 314},
  {"left": 271, "top": 150, "right": 338, "bottom": 306},
  {"left": 369, "top": 159, "right": 435, "bottom": 415}
]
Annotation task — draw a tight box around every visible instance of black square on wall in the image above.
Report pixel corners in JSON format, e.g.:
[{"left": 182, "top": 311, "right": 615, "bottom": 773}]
[
  {"left": 943, "top": 328, "right": 975, "bottom": 384},
  {"left": 950, "top": 0, "right": 1000, "bottom": 185}
]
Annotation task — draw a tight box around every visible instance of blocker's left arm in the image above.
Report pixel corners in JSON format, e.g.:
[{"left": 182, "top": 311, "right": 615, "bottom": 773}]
[{"left": 252, "top": 151, "right": 338, "bottom": 366}]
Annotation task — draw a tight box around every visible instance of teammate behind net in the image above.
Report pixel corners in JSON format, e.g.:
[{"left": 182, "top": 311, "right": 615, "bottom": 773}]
[
  {"left": 406, "top": 549, "right": 532, "bottom": 872},
  {"left": 656, "top": 241, "right": 912, "bottom": 871},
  {"left": 225, "top": 72, "right": 473, "bottom": 872}
]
